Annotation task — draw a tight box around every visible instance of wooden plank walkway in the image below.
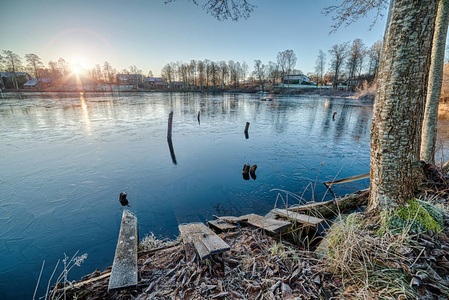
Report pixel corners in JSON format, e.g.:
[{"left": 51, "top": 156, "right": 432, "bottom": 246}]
[
  {"left": 179, "top": 223, "right": 230, "bottom": 260},
  {"left": 108, "top": 210, "right": 138, "bottom": 291},
  {"left": 271, "top": 209, "right": 324, "bottom": 227}
]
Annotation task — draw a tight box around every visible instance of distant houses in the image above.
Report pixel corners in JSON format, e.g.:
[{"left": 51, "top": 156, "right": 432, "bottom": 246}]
[
  {"left": 116, "top": 74, "right": 142, "bottom": 85},
  {"left": 23, "top": 78, "right": 53, "bottom": 89},
  {"left": 1, "top": 72, "right": 34, "bottom": 89},
  {"left": 144, "top": 77, "right": 168, "bottom": 90},
  {"left": 170, "top": 81, "right": 184, "bottom": 90}
]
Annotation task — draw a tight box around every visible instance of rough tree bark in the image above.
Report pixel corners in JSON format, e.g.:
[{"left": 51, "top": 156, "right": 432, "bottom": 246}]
[
  {"left": 368, "top": 0, "right": 439, "bottom": 214},
  {"left": 420, "top": 0, "right": 449, "bottom": 164}
]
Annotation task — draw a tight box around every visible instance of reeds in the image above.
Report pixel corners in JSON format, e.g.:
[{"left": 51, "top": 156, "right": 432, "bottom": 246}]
[{"left": 34, "top": 251, "right": 88, "bottom": 300}]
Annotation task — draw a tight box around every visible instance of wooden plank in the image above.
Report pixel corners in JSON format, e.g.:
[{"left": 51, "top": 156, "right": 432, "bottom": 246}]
[
  {"left": 208, "top": 220, "right": 238, "bottom": 231},
  {"left": 271, "top": 209, "right": 324, "bottom": 226},
  {"left": 179, "top": 223, "right": 230, "bottom": 260},
  {"left": 323, "top": 173, "right": 369, "bottom": 186},
  {"left": 217, "top": 216, "right": 248, "bottom": 224},
  {"left": 108, "top": 210, "right": 138, "bottom": 291},
  {"left": 241, "top": 213, "right": 291, "bottom": 234}
]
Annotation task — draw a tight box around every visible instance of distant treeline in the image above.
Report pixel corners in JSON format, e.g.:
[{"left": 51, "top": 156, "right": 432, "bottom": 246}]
[{"left": 1, "top": 39, "right": 381, "bottom": 90}]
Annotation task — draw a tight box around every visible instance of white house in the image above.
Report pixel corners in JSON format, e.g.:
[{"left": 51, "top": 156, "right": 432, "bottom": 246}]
[{"left": 283, "top": 74, "right": 311, "bottom": 85}]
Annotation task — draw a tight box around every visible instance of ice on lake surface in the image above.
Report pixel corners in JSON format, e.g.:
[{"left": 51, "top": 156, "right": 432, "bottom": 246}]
[{"left": 0, "top": 92, "right": 376, "bottom": 298}]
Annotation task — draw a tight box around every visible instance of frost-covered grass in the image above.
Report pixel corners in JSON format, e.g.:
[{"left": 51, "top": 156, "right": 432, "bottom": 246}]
[
  {"left": 322, "top": 213, "right": 417, "bottom": 299},
  {"left": 139, "top": 232, "right": 179, "bottom": 252}
]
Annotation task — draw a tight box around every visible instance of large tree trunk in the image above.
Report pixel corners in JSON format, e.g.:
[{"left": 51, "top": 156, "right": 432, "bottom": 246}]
[
  {"left": 420, "top": 0, "right": 449, "bottom": 164},
  {"left": 368, "top": 0, "right": 439, "bottom": 214}
]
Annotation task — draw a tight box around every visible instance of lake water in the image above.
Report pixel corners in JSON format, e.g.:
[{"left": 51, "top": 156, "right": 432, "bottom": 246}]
[{"left": 0, "top": 92, "right": 375, "bottom": 298}]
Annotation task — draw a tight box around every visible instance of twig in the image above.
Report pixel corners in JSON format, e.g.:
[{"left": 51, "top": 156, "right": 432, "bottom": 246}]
[
  {"left": 33, "top": 260, "right": 45, "bottom": 300},
  {"left": 45, "top": 259, "right": 60, "bottom": 300}
]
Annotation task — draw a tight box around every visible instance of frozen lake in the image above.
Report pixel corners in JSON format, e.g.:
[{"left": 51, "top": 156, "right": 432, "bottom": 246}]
[{"left": 0, "top": 92, "right": 374, "bottom": 298}]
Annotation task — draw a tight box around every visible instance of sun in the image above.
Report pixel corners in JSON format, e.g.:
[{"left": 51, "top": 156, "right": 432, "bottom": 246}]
[
  {"left": 70, "top": 56, "right": 87, "bottom": 75},
  {"left": 73, "top": 65, "right": 81, "bottom": 74}
]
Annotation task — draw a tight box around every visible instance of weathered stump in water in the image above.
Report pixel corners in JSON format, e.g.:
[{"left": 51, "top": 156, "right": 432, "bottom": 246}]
[
  {"left": 119, "top": 192, "right": 129, "bottom": 206},
  {"left": 250, "top": 165, "right": 257, "bottom": 180},
  {"left": 250, "top": 165, "right": 257, "bottom": 174}
]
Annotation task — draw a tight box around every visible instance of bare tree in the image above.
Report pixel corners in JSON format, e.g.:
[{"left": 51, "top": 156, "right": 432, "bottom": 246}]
[
  {"left": 285, "top": 50, "right": 297, "bottom": 76},
  {"left": 161, "top": 63, "right": 174, "bottom": 85},
  {"left": 197, "top": 60, "right": 205, "bottom": 89},
  {"left": 228, "top": 60, "right": 238, "bottom": 88},
  {"left": 240, "top": 61, "right": 248, "bottom": 82},
  {"left": 315, "top": 50, "right": 326, "bottom": 85},
  {"left": 346, "top": 38, "right": 366, "bottom": 89},
  {"left": 2, "top": 50, "right": 22, "bottom": 89},
  {"left": 189, "top": 60, "right": 197, "bottom": 88},
  {"left": 25, "top": 53, "right": 43, "bottom": 84},
  {"left": 103, "top": 61, "right": 115, "bottom": 86},
  {"left": 210, "top": 61, "right": 218, "bottom": 89},
  {"left": 328, "top": 42, "right": 349, "bottom": 88},
  {"left": 367, "top": 40, "right": 383, "bottom": 78},
  {"left": 267, "top": 61, "right": 280, "bottom": 86},
  {"left": 421, "top": 0, "right": 449, "bottom": 164},
  {"left": 323, "top": 0, "right": 389, "bottom": 33},
  {"left": 57, "top": 58, "right": 70, "bottom": 76},
  {"left": 219, "top": 61, "right": 228, "bottom": 88},
  {"left": 48, "top": 61, "right": 61, "bottom": 83},
  {"left": 277, "top": 49, "right": 297, "bottom": 82},
  {"left": 166, "top": 0, "right": 256, "bottom": 21},
  {"left": 204, "top": 59, "right": 211, "bottom": 88},
  {"left": 253, "top": 59, "right": 268, "bottom": 93}
]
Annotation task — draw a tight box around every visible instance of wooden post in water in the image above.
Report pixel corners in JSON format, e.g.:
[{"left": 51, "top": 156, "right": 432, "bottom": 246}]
[
  {"left": 244, "top": 122, "right": 250, "bottom": 139},
  {"left": 167, "top": 138, "right": 177, "bottom": 165},
  {"left": 167, "top": 111, "right": 173, "bottom": 139},
  {"left": 244, "top": 122, "right": 250, "bottom": 132},
  {"left": 242, "top": 164, "right": 250, "bottom": 180},
  {"left": 250, "top": 164, "right": 257, "bottom": 180}
]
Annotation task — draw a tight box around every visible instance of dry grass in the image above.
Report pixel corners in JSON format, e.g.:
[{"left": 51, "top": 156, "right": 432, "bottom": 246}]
[{"left": 321, "top": 213, "right": 417, "bottom": 299}]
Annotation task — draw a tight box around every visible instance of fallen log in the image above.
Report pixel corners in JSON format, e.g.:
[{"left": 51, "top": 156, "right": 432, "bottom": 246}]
[{"left": 288, "top": 189, "right": 369, "bottom": 219}]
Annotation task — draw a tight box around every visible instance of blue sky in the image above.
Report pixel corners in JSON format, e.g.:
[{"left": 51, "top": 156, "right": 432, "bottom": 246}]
[{"left": 0, "top": 0, "right": 388, "bottom": 76}]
